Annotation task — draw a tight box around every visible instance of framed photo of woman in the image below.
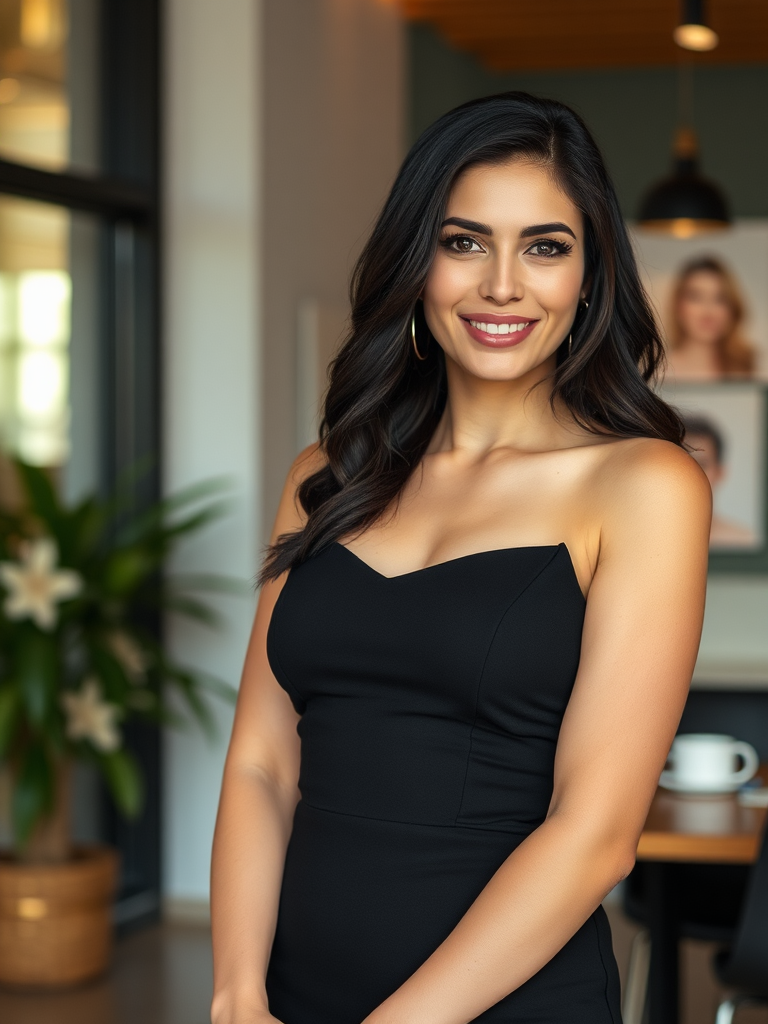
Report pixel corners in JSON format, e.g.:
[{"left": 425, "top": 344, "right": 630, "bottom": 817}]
[{"left": 630, "top": 219, "right": 768, "bottom": 382}]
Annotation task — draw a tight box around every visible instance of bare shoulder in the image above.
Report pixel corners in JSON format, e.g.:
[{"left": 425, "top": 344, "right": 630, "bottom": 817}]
[
  {"left": 271, "top": 442, "right": 329, "bottom": 542},
  {"left": 592, "top": 436, "right": 712, "bottom": 555},
  {"left": 287, "top": 441, "right": 327, "bottom": 489}
]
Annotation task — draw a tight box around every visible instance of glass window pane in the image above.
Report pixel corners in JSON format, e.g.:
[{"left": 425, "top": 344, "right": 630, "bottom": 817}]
[
  {"left": 0, "top": 194, "right": 101, "bottom": 498},
  {"left": 0, "top": 0, "right": 100, "bottom": 173}
]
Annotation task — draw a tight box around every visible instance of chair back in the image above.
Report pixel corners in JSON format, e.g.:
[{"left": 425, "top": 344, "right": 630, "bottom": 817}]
[{"left": 717, "top": 816, "right": 768, "bottom": 997}]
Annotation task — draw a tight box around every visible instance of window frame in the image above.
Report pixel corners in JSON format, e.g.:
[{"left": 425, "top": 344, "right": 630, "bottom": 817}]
[{"left": 0, "top": 0, "right": 163, "bottom": 933}]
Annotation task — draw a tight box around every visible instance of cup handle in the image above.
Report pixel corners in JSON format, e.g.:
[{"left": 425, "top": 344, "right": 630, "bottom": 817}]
[{"left": 730, "top": 741, "right": 759, "bottom": 785}]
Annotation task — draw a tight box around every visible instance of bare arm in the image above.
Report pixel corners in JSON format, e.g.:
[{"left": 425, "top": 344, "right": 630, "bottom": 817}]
[
  {"left": 210, "top": 446, "right": 322, "bottom": 1024},
  {"left": 362, "top": 439, "right": 712, "bottom": 1024}
]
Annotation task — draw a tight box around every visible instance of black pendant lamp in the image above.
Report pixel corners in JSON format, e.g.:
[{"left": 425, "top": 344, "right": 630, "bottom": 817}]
[
  {"left": 637, "top": 1, "right": 729, "bottom": 239},
  {"left": 637, "top": 126, "right": 730, "bottom": 238}
]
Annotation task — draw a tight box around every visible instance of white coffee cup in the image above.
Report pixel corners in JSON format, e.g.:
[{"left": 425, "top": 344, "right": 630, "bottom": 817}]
[{"left": 659, "top": 733, "right": 759, "bottom": 793}]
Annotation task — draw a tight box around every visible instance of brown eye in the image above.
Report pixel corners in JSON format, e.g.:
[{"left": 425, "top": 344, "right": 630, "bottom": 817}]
[
  {"left": 526, "top": 238, "right": 573, "bottom": 258},
  {"left": 440, "top": 234, "right": 483, "bottom": 254}
]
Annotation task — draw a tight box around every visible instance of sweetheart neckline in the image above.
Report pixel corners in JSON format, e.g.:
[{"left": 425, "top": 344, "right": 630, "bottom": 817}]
[{"left": 332, "top": 540, "right": 587, "bottom": 603}]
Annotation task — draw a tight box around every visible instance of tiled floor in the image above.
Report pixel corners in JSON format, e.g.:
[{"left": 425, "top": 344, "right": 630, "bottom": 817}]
[{"left": 0, "top": 906, "right": 764, "bottom": 1024}]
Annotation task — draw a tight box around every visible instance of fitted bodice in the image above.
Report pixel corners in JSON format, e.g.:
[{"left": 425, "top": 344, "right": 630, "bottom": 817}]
[{"left": 267, "top": 541, "right": 586, "bottom": 836}]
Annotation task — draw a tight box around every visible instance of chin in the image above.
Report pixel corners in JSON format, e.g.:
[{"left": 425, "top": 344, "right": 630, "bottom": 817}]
[{"left": 463, "top": 355, "right": 538, "bottom": 382}]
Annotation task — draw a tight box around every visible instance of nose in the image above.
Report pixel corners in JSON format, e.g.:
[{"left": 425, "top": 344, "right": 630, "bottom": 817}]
[{"left": 479, "top": 250, "right": 524, "bottom": 305}]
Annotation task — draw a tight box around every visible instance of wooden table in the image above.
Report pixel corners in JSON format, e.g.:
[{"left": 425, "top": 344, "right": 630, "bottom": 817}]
[{"left": 634, "top": 765, "right": 768, "bottom": 1024}]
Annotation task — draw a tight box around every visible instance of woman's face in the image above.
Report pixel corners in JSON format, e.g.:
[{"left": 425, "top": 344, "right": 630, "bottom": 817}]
[
  {"left": 421, "top": 158, "right": 586, "bottom": 383},
  {"left": 676, "top": 270, "right": 734, "bottom": 347}
]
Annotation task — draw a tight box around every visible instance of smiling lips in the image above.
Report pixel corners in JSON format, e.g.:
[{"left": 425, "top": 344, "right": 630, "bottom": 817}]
[{"left": 459, "top": 313, "right": 539, "bottom": 348}]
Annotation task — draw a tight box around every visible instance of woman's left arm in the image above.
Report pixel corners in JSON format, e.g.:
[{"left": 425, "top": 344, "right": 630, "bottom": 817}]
[{"left": 362, "top": 439, "right": 712, "bottom": 1024}]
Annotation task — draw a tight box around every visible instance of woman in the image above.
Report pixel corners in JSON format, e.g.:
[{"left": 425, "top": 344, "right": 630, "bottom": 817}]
[
  {"left": 666, "top": 255, "right": 757, "bottom": 381},
  {"left": 210, "top": 92, "right": 711, "bottom": 1024}
]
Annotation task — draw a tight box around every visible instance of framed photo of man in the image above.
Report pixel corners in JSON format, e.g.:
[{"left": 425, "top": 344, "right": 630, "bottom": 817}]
[{"left": 655, "top": 380, "right": 768, "bottom": 572}]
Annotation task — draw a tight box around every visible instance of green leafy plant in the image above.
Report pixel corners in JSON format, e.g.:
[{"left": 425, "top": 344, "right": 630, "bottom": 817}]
[{"left": 0, "top": 459, "right": 242, "bottom": 859}]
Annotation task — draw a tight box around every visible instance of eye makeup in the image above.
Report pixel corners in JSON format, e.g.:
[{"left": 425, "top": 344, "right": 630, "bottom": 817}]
[{"left": 438, "top": 233, "right": 574, "bottom": 258}]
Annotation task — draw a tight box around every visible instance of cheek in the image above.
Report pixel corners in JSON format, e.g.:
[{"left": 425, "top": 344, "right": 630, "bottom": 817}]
[
  {"left": 528, "top": 261, "right": 583, "bottom": 318},
  {"left": 422, "top": 257, "right": 472, "bottom": 314}
]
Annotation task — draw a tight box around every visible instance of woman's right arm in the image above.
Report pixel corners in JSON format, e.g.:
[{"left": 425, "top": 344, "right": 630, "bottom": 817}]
[{"left": 210, "top": 445, "right": 322, "bottom": 1024}]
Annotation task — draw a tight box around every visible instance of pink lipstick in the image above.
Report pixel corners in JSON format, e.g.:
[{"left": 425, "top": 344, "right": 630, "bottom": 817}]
[{"left": 459, "top": 313, "right": 539, "bottom": 349}]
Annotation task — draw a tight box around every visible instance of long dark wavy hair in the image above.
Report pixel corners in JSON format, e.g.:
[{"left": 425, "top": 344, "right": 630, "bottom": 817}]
[{"left": 260, "top": 91, "right": 686, "bottom": 584}]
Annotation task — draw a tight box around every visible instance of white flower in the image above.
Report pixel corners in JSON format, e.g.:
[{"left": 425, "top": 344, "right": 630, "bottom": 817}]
[
  {"left": 61, "top": 677, "right": 122, "bottom": 753},
  {"left": 108, "top": 630, "right": 148, "bottom": 683},
  {"left": 0, "top": 537, "right": 82, "bottom": 631}
]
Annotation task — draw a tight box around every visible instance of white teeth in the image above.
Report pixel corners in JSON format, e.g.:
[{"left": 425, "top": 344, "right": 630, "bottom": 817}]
[{"left": 469, "top": 319, "right": 529, "bottom": 335}]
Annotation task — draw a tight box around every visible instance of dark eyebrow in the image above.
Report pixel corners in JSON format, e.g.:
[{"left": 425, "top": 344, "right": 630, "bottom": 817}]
[
  {"left": 440, "top": 217, "right": 493, "bottom": 235},
  {"left": 520, "top": 221, "right": 577, "bottom": 240}
]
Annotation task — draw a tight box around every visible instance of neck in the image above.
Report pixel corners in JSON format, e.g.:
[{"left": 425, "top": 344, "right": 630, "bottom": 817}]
[{"left": 429, "top": 353, "right": 575, "bottom": 456}]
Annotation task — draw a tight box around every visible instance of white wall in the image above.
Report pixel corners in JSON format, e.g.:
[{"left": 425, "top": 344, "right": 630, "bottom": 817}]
[
  {"left": 261, "top": 0, "right": 405, "bottom": 525},
  {"left": 699, "top": 577, "right": 768, "bottom": 667},
  {"left": 163, "top": 0, "right": 405, "bottom": 907},
  {"left": 163, "top": 0, "right": 261, "bottom": 906}
]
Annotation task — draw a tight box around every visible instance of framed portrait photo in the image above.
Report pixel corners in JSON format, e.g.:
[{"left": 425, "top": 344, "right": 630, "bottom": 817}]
[
  {"left": 630, "top": 220, "right": 768, "bottom": 571},
  {"left": 630, "top": 219, "right": 768, "bottom": 384},
  {"left": 656, "top": 380, "right": 768, "bottom": 572}
]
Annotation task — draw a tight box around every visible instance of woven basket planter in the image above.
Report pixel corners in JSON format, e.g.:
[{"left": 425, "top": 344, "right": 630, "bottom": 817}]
[{"left": 0, "top": 844, "right": 119, "bottom": 988}]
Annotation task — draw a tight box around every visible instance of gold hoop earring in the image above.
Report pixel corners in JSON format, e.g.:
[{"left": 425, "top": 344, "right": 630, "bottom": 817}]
[
  {"left": 411, "top": 310, "right": 427, "bottom": 361},
  {"left": 568, "top": 298, "right": 588, "bottom": 356}
]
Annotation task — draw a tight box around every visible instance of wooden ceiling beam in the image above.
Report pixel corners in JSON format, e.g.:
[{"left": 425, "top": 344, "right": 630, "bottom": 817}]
[
  {"left": 448, "top": 32, "right": 768, "bottom": 51},
  {"left": 426, "top": 21, "right": 767, "bottom": 42},
  {"left": 400, "top": 0, "right": 672, "bottom": 12},
  {"left": 480, "top": 49, "right": 768, "bottom": 73},
  {"left": 401, "top": 0, "right": 759, "bottom": 13},
  {"left": 398, "top": 0, "right": 768, "bottom": 72}
]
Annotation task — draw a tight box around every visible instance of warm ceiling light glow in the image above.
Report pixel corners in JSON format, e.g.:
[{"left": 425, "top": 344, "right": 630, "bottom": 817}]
[
  {"left": 674, "top": 0, "right": 718, "bottom": 52},
  {"left": 673, "top": 23, "right": 719, "bottom": 51},
  {"left": 0, "top": 78, "right": 20, "bottom": 104},
  {"left": 20, "top": 0, "right": 65, "bottom": 51}
]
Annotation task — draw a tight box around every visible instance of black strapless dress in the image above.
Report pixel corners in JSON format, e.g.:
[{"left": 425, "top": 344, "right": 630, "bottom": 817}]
[{"left": 265, "top": 541, "right": 623, "bottom": 1023}]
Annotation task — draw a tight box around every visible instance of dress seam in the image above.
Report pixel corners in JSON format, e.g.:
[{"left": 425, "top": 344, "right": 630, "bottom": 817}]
[
  {"left": 454, "top": 546, "right": 563, "bottom": 825},
  {"left": 300, "top": 799, "right": 531, "bottom": 837},
  {"left": 593, "top": 910, "right": 620, "bottom": 1024}
]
